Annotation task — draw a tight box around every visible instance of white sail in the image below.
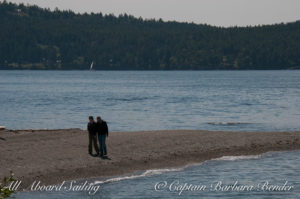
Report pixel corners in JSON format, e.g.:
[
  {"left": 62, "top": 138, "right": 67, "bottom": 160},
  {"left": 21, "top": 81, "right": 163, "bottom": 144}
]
[{"left": 90, "top": 61, "right": 94, "bottom": 70}]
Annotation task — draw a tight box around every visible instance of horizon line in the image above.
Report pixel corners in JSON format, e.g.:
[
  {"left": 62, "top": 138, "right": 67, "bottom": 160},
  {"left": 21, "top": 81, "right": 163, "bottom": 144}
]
[{"left": 2, "top": 0, "right": 300, "bottom": 28}]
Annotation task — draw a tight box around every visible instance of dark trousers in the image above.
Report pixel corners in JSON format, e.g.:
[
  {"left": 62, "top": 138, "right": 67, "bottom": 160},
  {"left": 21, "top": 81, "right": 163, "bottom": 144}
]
[
  {"left": 98, "top": 134, "right": 107, "bottom": 156},
  {"left": 89, "top": 132, "right": 99, "bottom": 154}
]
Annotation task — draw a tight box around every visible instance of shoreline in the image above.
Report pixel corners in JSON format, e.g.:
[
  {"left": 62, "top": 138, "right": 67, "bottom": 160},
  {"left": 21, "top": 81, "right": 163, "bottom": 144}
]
[
  {"left": 18, "top": 150, "right": 287, "bottom": 194},
  {"left": 1, "top": 129, "right": 300, "bottom": 190}
]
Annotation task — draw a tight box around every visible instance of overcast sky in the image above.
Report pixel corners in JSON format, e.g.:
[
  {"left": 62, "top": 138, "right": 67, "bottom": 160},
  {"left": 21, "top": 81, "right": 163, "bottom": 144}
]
[{"left": 6, "top": 0, "right": 300, "bottom": 27}]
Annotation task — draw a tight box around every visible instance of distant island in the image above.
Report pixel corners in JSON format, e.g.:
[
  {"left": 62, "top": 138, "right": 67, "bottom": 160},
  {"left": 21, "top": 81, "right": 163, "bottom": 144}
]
[{"left": 1, "top": 1, "right": 300, "bottom": 70}]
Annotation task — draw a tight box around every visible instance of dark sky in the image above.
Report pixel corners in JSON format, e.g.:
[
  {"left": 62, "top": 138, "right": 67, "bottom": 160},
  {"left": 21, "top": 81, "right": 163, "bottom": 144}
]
[{"left": 6, "top": 0, "right": 300, "bottom": 27}]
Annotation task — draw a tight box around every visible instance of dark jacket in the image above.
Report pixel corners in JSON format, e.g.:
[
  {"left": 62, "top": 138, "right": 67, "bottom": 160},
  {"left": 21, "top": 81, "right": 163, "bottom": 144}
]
[
  {"left": 87, "top": 122, "right": 97, "bottom": 135},
  {"left": 96, "top": 121, "right": 109, "bottom": 136}
]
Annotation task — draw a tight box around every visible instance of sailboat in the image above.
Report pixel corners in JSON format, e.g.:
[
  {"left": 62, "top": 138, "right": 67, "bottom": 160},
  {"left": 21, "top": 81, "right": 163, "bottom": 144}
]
[{"left": 90, "top": 61, "right": 94, "bottom": 71}]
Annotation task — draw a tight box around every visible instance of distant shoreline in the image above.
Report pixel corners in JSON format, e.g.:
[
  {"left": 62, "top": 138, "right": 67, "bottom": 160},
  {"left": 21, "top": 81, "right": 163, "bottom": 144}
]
[
  {"left": 1, "top": 129, "right": 300, "bottom": 190},
  {"left": 2, "top": 2, "right": 300, "bottom": 70}
]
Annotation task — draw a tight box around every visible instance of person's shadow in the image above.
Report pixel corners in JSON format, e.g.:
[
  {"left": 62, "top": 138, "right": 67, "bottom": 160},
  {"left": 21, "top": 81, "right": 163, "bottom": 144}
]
[
  {"left": 0, "top": 137, "right": 6, "bottom": 141},
  {"left": 101, "top": 156, "right": 111, "bottom": 160}
]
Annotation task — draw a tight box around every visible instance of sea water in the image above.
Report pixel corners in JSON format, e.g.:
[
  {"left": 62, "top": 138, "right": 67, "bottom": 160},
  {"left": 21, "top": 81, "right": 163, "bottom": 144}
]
[
  {"left": 0, "top": 70, "right": 299, "bottom": 132},
  {"left": 14, "top": 150, "right": 300, "bottom": 199},
  {"left": 2, "top": 70, "right": 299, "bottom": 198}
]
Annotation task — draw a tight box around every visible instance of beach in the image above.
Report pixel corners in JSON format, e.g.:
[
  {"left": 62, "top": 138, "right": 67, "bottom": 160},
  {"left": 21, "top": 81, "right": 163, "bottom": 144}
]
[{"left": 0, "top": 129, "right": 300, "bottom": 190}]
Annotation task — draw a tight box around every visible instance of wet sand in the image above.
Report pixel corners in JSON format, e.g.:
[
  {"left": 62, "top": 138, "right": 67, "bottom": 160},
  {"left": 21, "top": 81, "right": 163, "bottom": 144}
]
[{"left": 0, "top": 129, "right": 300, "bottom": 190}]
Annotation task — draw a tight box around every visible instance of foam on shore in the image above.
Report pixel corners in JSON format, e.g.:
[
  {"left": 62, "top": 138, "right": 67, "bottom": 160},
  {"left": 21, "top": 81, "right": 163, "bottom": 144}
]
[{"left": 93, "top": 154, "right": 264, "bottom": 185}]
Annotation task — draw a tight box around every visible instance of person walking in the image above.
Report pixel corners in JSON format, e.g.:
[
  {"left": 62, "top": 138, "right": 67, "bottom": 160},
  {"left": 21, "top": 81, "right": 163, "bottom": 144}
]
[
  {"left": 87, "top": 116, "right": 99, "bottom": 156},
  {"left": 96, "top": 116, "right": 109, "bottom": 158}
]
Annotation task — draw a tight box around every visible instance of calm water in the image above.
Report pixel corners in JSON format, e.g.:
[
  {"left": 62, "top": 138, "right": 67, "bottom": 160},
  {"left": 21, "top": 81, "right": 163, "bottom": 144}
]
[
  {"left": 14, "top": 150, "right": 300, "bottom": 199},
  {"left": 0, "top": 70, "right": 299, "bottom": 132}
]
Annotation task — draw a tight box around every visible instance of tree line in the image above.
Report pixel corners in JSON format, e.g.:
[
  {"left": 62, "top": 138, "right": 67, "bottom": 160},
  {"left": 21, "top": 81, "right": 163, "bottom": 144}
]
[{"left": 0, "top": 1, "right": 300, "bottom": 70}]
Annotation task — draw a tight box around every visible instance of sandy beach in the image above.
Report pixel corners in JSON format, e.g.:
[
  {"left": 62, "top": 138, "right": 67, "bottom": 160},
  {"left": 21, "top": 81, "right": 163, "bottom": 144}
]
[{"left": 0, "top": 129, "right": 300, "bottom": 190}]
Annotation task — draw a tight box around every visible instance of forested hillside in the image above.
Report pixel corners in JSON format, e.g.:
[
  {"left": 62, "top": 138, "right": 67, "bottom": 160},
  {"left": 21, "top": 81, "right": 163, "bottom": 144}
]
[{"left": 1, "top": 1, "right": 300, "bottom": 70}]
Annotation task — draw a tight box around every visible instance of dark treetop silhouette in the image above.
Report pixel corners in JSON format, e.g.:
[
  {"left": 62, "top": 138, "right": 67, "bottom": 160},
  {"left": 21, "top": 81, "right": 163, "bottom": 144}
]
[{"left": 1, "top": 1, "right": 300, "bottom": 70}]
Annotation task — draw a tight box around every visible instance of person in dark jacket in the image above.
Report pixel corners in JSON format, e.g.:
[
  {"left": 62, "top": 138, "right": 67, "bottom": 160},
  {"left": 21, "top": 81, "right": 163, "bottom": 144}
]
[
  {"left": 96, "top": 116, "right": 108, "bottom": 157},
  {"left": 87, "top": 116, "right": 99, "bottom": 156}
]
